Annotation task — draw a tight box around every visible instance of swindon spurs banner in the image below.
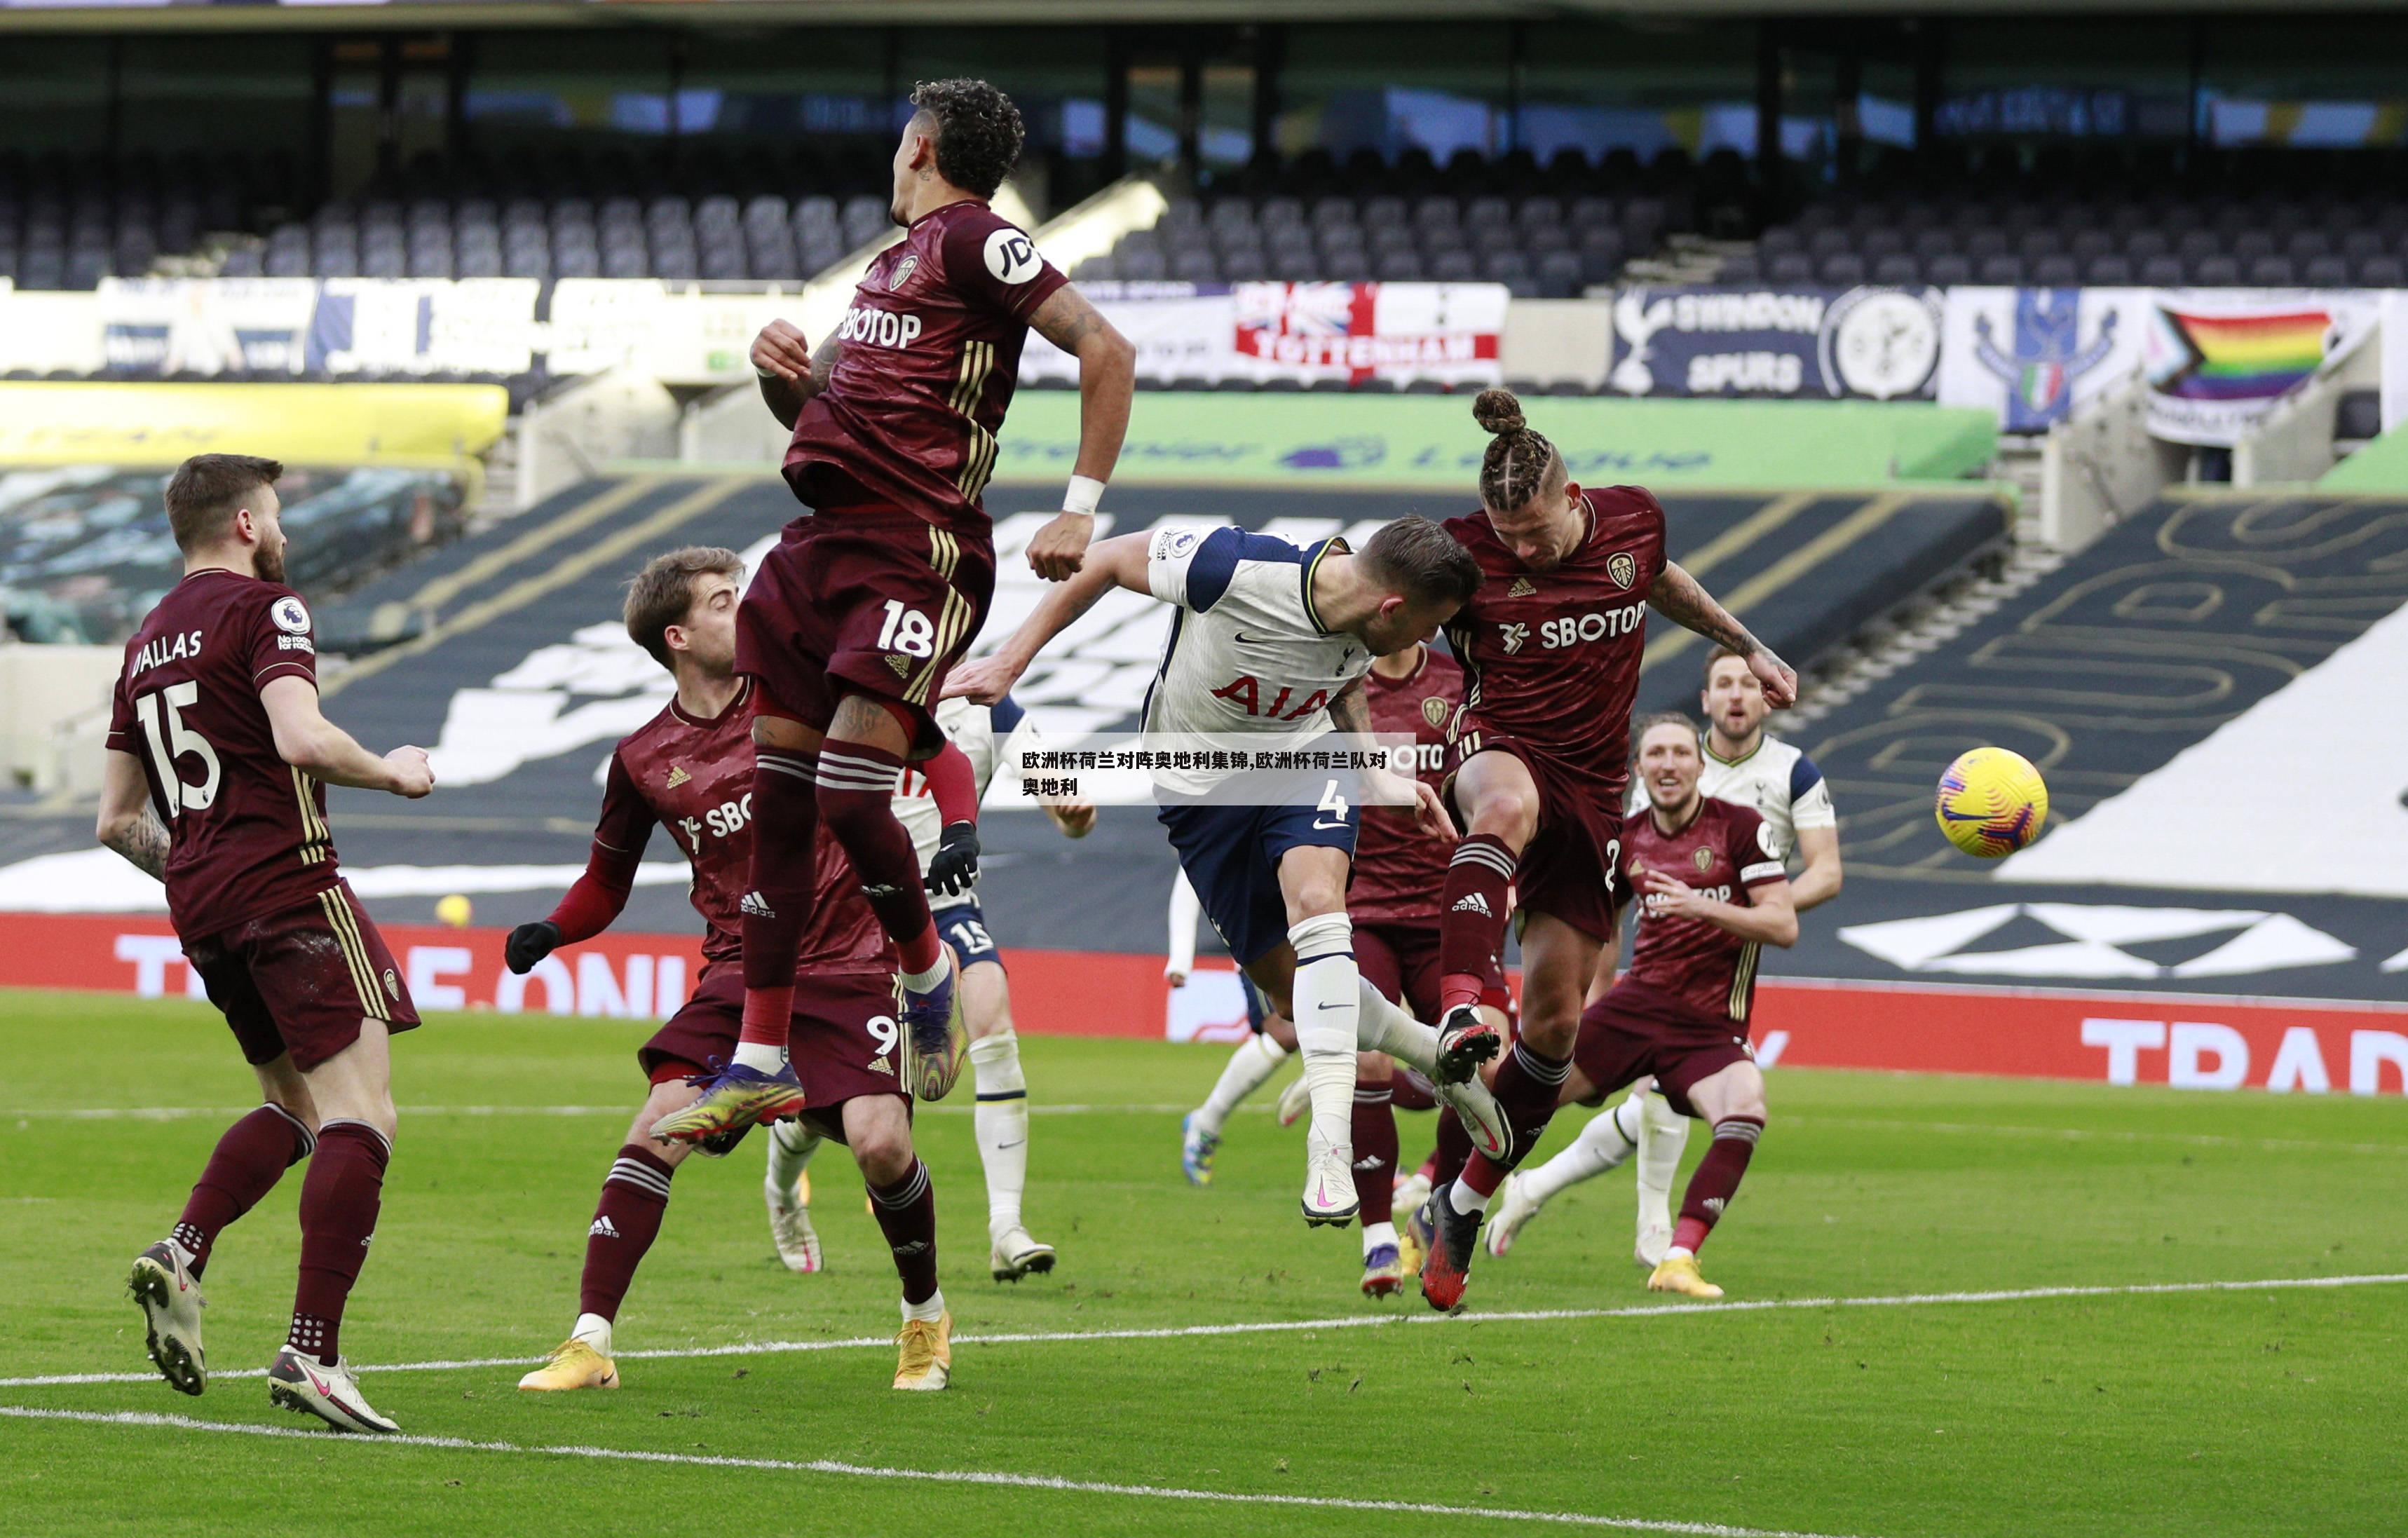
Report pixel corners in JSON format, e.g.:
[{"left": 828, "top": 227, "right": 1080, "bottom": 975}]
[{"left": 1606, "top": 285, "right": 1945, "bottom": 400}]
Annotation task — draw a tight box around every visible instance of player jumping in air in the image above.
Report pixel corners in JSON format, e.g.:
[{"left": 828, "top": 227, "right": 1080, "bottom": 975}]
[
  {"left": 764, "top": 691, "right": 1094, "bottom": 1283},
  {"left": 1513, "top": 644, "right": 1844, "bottom": 1266},
  {"left": 508, "top": 548, "right": 958, "bottom": 1392},
  {"left": 104, "top": 454, "right": 435, "bottom": 1433},
  {"left": 1172, "top": 869, "right": 1305, "bottom": 1187},
  {"left": 1418, "top": 389, "right": 1795, "bottom": 1312},
  {"left": 677, "top": 77, "right": 1135, "bottom": 1138},
  {"left": 949, "top": 518, "right": 1511, "bottom": 1225},
  {"left": 1487, "top": 714, "right": 1797, "bottom": 1298}
]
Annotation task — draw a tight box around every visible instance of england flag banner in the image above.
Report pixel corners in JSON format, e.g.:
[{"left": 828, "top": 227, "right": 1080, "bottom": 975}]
[{"left": 1230, "top": 281, "right": 1507, "bottom": 386}]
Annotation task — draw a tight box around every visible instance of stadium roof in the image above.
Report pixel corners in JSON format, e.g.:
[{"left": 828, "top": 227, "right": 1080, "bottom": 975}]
[{"left": 4, "top": 0, "right": 2402, "bottom": 30}]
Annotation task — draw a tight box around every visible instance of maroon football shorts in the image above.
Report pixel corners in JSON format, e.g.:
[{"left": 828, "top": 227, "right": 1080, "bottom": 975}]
[
  {"left": 1570, "top": 978, "right": 1754, "bottom": 1116},
  {"left": 185, "top": 882, "right": 420, "bottom": 1075},
  {"left": 737, "top": 509, "right": 996, "bottom": 756},
  {"left": 1355, "top": 916, "right": 1443, "bottom": 1023},
  {"left": 641, "top": 966, "right": 908, "bottom": 1131},
  {"left": 1448, "top": 735, "right": 1624, "bottom": 944}
]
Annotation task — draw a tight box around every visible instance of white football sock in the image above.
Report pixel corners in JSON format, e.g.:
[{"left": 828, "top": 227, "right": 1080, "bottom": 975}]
[
  {"left": 1633, "top": 1087, "right": 1690, "bottom": 1234},
  {"left": 1448, "top": 1178, "right": 1491, "bottom": 1216},
  {"left": 1195, "top": 1033, "right": 1288, "bottom": 1136},
  {"left": 1352, "top": 979, "right": 1441, "bottom": 1076},
  {"left": 903, "top": 1288, "right": 947, "bottom": 1324},
  {"left": 1361, "top": 1220, "right": 1398, "bottom": 1257},
  {"left": 765, "top": 1117, "right": 822, "bottom": 1197},
  {"left": 733, "top": 1040, "right": 787, "bottom": 1074},
  {"left": 1286, "top": 913, "right": 1360, "bottom": 1154},
  {"left": 968, "top": 1029, "right": 1028, "bottom": 1237},
  {"left": 1521, "top": 1097, "right": 1642, "bottom": 1208},
  {"left": 898, "top": 954, "right": 948, "bottom": 995},
  {"left": 571, "top": 1312, "right": 613, "bottom": 1357}
]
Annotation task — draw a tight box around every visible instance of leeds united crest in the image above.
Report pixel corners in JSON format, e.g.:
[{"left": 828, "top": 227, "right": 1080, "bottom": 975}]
[{"left": 1607, "top": 551, "right": 1637, "bottom": 590}]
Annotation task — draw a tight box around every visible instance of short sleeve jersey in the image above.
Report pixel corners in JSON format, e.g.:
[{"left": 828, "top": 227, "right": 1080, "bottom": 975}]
[
  {"left": 105, "top": 569, "right": 337, "bottom": 938},
  {"left": 1695, "top": 732, "right": 1835, "bottom": 862},
  {"left": 599, "top": 680, "right": 890, "bottom": 977},
  {"left": 1348, "top": 647, "right": 1463, "bottom": 925},
  {"left": 1621, "top": 796, "right": 1788, "bottom": 1028},
  {"left": 1141, "top": 526, "right": 1374, "bottom": 797},
  {"left": 782, "top": 200, "right": 1068, "bottom": 531},
  {"left": 1443, "top": 486, "right": 1668, "bottom": 796}
]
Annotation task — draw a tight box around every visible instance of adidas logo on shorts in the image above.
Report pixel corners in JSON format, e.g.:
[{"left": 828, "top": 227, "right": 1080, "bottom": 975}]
[
  {"left": 870, "top": 1056, "right": 895, "bottom": 1077},
  {"left": 886, "top": 655, "right": 912, "bottom": 679},
  {"left": 590, "top": 1216, "right": 621, "bottom": 1239},
  {"left": 1452, "top": 892, "right": 1493, "bottom": 917}
]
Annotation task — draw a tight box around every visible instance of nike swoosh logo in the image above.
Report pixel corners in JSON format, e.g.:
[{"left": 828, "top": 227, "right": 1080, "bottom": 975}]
[
  {"left": 1316, "top": 1002, "right": 1346, "bottom": 1011},
  {"left": 1312, "top": 819, "right": 1349, "bottom": 830},
  {"left": 997, "top": 1140, "right": 1025, "bottom": 1150}
]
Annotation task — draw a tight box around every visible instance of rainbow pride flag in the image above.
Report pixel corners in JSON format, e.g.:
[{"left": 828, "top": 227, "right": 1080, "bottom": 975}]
[{"left": 2152, "top": 306, "right": 2335, "bottom": 401}]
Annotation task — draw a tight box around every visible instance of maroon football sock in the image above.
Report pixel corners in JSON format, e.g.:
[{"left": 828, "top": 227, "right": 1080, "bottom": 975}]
[
  {"left": 1389, "top": 1071, "right": 1437, "bottom": 1112},
  {"left": 816, "top": 742, "right": 941, "bottom": 976},
  {"left": 740, "top": 747, "right": 820, "bottom": 1046},
  {"left": 1460, "top": 1040, "right": 1572, "bottom": 1197},
  {"left": 1351, "top": 1080, "right": 1398, "bottom": 1229},
  {"left": 1431, "top": 1105, "right": 1472, "bottom": 1190},
  {"left": 866, "top": 1159, "right": 939, "bottom": 1306},
  {"left": 1437, "top": 835, "right": 1517, "bottom": 1014},
  {"left": 172, "top": 1103, "right": 313, "bottom": 1277},
  {"left": 1673, "top": 1116, "right": 1764, "bottom": 1255},
  {"left": 287, "top": 1120, "right": 389, "bottom": 1365},
  {"left": 577, "top": 1143, "right": 675, "bottom": 1322}
]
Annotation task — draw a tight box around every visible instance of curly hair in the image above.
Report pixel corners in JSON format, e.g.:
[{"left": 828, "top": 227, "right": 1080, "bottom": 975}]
[{"left": 909, "top": 79, "right": 1026, "bottom": 200}]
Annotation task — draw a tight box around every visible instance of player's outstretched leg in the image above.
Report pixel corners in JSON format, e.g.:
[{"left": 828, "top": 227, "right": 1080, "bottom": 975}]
[
  {"left": 1352, "top": 980, "right": 1511, "bottom": 1162},
  {"left": 1354, "top": 1062, "right": 1406, "bottom": 1297},
  {"left": 1650, "top": 1114, "right": 1764, "bottom": 1302},
  {"left": 1488, "top": 1096, "right": 1642, "bottom": 1258},
  {"left": 1287, "top": 911, "right": 1363, "bottom": 1227},
  {"left": 846, "top": 1097, "right": 950, "bottom": 1390},
  {"left": 1631, "top": 1087, "right": 1689, "bottom": 1267},
  {"left": 130, "top": 1099, "right": 314, "bottom": 1396},
  {"left": 764, "top": 1119, "right": 824, "bottom": 1275},
  {"left": 1183, "top": 1033, "right": 1289, "bottom": 1185},
  {"left": 524, "top": 1079, "right": 698, "bottom": 1391},
  {"left": 968, "top": 1016, "right": 1052, "bottom": 1281}
]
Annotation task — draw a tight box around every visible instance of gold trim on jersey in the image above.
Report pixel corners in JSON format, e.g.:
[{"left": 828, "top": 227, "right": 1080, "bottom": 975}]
[
  {"left": 926, "top": 526, "right": 960, "bottom": 582},
  {"left": 908, "top": 582, "right": 976, "bottom": 707},
  {"left": 291, "top": 768, "right": 331, "bottom": 866},
  {"left": 948, "top": 340, "right": 998, "bottom": 502},
  {"left": 1728, "top": 939, "right": 1760, "bottom": 1021},
  {"left": 318, "top": 889, "right": 388, "bottom": 1021}
]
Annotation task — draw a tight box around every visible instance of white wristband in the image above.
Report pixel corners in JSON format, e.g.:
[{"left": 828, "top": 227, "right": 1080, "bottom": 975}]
[{"left": 1062, "top": 475, "right": 1105, "bottom": 517}]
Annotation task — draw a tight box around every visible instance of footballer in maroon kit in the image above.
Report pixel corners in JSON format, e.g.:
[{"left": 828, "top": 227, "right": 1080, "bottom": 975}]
[
  {"left": 1488, "top": 713, "right": 1796, "bottom": 1298},
  {"left": 101, "top": 454, "right": 436, "bottom": 1434},
  {"left": 693, "top": 79, "right": 1134, "bottom": 1140},
  {"left": 505, "top": 548, "right": 960, "bottom": 1393},
  {"left": 1417, "top": 388, "right": 1797, "bottom": 1312}
]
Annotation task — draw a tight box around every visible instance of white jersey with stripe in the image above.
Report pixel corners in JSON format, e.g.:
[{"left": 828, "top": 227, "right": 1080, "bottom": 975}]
[
  {"left": 1696, "top": 731, "right": 1835, "bottom": 862},
  {"left": 1140, "top": 525, "right": 1373, "bottom": 797}
]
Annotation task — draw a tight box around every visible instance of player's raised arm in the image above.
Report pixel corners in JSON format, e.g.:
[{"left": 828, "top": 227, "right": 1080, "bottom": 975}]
[
  {"left": 259, "top": 676, "right": 433, "bottom": 797},
  {"left": 94, "top": 749, "right": 169, "bottom": 880},
  {"left": 942, "top": 531, "right": 1152, "bottom": 703},
  {"left": 1649, "top": 561, "right": 1798, "bottom": 709},
  {"left": 1022, "top": 285, "right": 1135, "bottom": 583}
]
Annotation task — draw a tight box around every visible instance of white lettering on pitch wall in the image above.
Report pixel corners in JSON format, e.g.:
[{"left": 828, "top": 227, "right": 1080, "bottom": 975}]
[
  {"left": 112, "top": 932, "right": 688, "bottom": 1019},
  {"left": 2079, "top": 1016, "right": 2408, "bottom": 1094}
]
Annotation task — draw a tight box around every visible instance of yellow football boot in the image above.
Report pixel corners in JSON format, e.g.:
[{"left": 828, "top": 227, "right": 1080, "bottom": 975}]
[
  {"left": 892, "top": 1312, "right": 953, "bottom": 1391},
  {"left": 1646, "top": 1253, "right": 1725, "bottom": 1300},
  {"left": 517, "top": 1338, "right": 620, "bottom": 1391}
]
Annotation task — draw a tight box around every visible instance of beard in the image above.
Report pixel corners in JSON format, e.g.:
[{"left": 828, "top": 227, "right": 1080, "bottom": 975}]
[{"left": 254, "top": 538, "right": 287, "bottom": 586}]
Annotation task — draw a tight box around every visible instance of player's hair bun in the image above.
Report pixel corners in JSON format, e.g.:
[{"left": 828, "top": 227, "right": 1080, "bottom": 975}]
[{"left": 1471, "top": 388, "right": 1525, "bottom": 437}]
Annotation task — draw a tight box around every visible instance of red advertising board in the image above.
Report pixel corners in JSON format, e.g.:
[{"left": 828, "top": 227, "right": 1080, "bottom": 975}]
[{"left": 4, "top": 914, "right": 2402, "bottom": 1096}]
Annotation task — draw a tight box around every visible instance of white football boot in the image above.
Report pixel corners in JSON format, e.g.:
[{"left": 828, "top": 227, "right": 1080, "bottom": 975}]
[
  {"left": 989, "top": 1227, "right": 1056, "bottom": 1281},
  {"left": 1485, "top": 1171, "right": 1542, "bottom": 1258},
  {"left": 1433, "top": 1075, "right": 1513, "bottom": 1164},
  {"left": 266, "top": 1347, "right": 400, "bottom": 1434},
  {"left": 1300, "top": 1131, "right": 1360, "bottom": 1226},
  {"left": 1275, "top": 1073, "right": 1313, "bottom": 1129},
  {"left": 127, "top": 1241, "right": 206, "bottom": 1396},
  {"left": 766, "top": 1167, "right": 823, "bottom": 1275}
]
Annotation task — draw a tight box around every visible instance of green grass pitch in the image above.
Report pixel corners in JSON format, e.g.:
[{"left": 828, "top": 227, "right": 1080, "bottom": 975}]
[{"left": 1, "top": 987, "right": 2402, "bottom": 1537}]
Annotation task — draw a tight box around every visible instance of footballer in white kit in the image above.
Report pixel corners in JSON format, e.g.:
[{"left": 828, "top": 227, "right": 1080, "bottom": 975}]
[
  {"left": 763, "top": 691, "right": 1094, "bottom": 1283},
  {"left": 1489, "top": 644, "right": 1843, "bottom": 1263},
  {"left": 946, "top": 516, "right": 1511, "bottom": 1230}
]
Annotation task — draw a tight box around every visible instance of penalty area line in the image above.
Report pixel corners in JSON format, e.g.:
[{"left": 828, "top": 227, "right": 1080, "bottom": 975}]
[
  {"left": 7, "top": 1271, "right": 2404, "bottom": 1390},
  {"left": 0, "top": 1405, "right": 1861, "bottom": 1538}
]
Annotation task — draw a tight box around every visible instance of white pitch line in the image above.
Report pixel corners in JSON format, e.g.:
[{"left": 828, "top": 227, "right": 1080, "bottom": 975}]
[
  {"left": 0, "top": 1404, "right": 1859, "bottom": 1538},
  {"left": 8, "top": 1271, "right": 2403, "bottom": 1390},
  {"left": 1, "top": 1102, "right": 1229, "bottom": 1122}
]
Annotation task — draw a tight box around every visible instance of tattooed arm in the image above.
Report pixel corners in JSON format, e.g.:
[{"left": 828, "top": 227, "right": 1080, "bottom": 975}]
[
  {"left": 1335, "top": 676, "right": 1453, "bottom": 840},
  {"left": 749, "top": 322, "right": 841, "bottom": 430},
  {"left": 1649, "top": 559, "right": 1799, "bottom": 707},
  {"left": 95, "top": 749, "right": 169, "bottom": 881},
  {"left": 1023, "top": 284, "right": 1136, "bottom": 581}
]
